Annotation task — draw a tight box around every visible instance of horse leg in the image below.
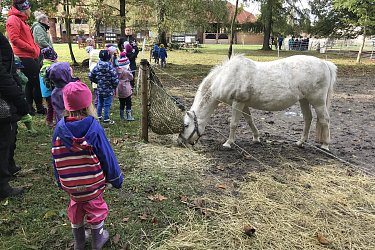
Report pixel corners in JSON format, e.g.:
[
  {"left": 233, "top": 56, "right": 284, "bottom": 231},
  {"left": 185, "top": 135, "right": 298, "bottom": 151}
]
[
  {"left": 296, "top": 99, "right": 312, "bottom": 147},
  {"left": 223, "top": 101, "right": 245, "bottom": 148},
  {"left": 242, "top": 106, "right": 260, "bottom": 143},
  {"left": 313, "top": 105, "right": 331, "bottom": 150}
]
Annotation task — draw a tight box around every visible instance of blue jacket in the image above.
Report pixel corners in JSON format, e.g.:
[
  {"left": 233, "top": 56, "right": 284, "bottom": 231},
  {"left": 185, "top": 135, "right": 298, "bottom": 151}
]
[
  {"left": 88, "top": 60, "right": 119, "bottom": 96},
  {"left": 158, "top": 48, "right": 167, "bottom": 60},
  {"left": 52, "top": 116, "right": 123, "bottom": 190}
]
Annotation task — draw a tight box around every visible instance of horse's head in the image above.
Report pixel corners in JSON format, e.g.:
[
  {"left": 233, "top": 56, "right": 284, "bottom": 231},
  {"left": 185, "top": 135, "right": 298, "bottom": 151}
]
[{"left": 178, "top": 111, "right": 203, "bottom": 145}]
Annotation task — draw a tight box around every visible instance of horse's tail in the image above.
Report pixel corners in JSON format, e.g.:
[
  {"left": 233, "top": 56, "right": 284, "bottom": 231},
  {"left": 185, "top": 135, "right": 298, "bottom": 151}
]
[{"left": 324, "top": 60, "right": 337, "bottom": 110}]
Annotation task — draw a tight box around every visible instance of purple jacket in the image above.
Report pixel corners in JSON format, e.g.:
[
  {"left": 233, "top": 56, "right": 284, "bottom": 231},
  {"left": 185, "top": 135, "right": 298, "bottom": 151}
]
[{"left": 47, "top": 62, "right": 74, "bottom": 122}]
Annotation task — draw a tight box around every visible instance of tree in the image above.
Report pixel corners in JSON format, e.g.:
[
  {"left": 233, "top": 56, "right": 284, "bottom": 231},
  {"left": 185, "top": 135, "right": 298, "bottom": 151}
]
[{"left": 333, "top": 0, "right": 375, "bottom": 63}]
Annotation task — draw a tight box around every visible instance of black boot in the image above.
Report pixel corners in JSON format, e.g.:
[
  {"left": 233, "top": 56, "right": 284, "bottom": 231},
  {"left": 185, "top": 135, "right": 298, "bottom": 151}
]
[{"left": 0, "top": 183, "right": 25, "bottom": 201}]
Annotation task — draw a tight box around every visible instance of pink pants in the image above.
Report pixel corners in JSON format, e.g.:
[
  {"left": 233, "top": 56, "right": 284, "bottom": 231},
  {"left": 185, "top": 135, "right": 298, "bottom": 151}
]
[{"left": 67, "top": 194, "right": 108, "bottom": 227}]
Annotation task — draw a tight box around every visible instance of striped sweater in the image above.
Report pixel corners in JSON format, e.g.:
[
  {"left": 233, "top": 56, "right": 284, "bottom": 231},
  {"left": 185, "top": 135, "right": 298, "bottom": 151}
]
[{"left": 52, "top": 116, "right": 123, "bottom": 202}]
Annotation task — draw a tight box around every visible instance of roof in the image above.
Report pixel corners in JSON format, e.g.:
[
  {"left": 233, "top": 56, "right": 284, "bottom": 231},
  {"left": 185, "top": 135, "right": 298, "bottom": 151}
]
[{"left": 226, "top": 2, "right": 257, "bottom": 24}]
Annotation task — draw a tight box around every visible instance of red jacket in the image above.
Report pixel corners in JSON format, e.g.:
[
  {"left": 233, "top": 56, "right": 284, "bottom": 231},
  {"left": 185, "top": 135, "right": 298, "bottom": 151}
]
[{"left": 6, "top": 7, "right": 40, "bottom": 59}]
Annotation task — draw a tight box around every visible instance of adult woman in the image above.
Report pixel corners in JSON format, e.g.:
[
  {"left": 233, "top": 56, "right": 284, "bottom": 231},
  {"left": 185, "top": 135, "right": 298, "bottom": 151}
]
[
  {"left": 6, "top": 0, "right": 45, "bottom": 115},
  {"left": 32, "top": 11, "right": 53, "bottom": 50},
  {"left": 0, "top": 28, "right": 29, "bottom": 200}
]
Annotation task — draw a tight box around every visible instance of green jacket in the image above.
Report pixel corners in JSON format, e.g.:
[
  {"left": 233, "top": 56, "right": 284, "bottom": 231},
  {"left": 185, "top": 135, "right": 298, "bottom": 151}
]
[{"left": 31, "top": 22, "right": 53, "bottom": 49}]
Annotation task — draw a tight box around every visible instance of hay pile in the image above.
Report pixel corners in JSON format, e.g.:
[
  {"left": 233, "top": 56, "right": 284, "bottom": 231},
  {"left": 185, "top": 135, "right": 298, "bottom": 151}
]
[
  {"left": 156, "top": 163, "right": 375, "bottom": 250},
  {"left": 149, "top": 69, "right": 184, "bottom": 135}
]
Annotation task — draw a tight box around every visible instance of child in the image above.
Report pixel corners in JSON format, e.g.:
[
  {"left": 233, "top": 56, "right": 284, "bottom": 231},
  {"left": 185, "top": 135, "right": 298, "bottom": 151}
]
[
  {"left": 152, "top": 43, "right": 159, "bottom": 64},
  {"left": 52, "top": 81, "right": 123, "bottom": 250},
  {"left": 158, "top": 44, "right": 167, "bottom": 68},
  {"left": 46, "top": 62, "right": 75, "bottom": 122},
  {"left": 14, "top": 57, "right": 37, "bottom": 134},
  {"left": 40, "top": 47, "right": 58, "bottom": 127},
  {"left": 116, "top": 54, "right": 134, "bottom": 121},
  {"left": 88, "top": 50, "right": 119, "bottom": 124}
]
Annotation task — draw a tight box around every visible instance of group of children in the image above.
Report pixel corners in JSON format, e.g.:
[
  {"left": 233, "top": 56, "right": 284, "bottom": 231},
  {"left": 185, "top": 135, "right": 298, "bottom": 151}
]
[
  {"left": 88, "top": 43, "right": 136, "bottom": 124},
  {"left": 152, "top": 43, "right": 167, "bottom": 67}
]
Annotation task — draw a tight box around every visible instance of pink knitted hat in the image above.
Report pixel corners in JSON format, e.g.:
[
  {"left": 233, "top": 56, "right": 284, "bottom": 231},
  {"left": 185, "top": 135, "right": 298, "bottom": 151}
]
[{"left": 63, "top": 81, "right": 92, "bottom": 111}]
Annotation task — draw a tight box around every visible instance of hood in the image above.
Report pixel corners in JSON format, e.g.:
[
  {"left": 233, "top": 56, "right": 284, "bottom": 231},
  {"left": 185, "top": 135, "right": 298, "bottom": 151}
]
[
  {"left": 48, "top": 62, "right": 73, "bottom": 88},
  {"left": 54, "top": 116, "right": 98, "bottom": 151},
  {"left": 8, "top": 7, "right": 28, "bottom": 22}
]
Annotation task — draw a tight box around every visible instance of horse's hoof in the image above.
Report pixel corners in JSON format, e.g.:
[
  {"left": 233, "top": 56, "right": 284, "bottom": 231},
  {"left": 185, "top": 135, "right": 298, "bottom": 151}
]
[
  {"left": 296, "top": 141, "right": 304, "bottom": 147},
  {"left": 320, "top": 145, "right": 330, "bottom": 151},
  {"left": 253, "top": 138, "right": 261, "bottom": 143},
  {"left": 222, "top": 142, "right": 232, "bottom": 148}
]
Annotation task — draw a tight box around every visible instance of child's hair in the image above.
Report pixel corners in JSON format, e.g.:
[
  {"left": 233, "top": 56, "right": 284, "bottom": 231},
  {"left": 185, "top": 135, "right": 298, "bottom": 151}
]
[
  {"left": 160, "top": 44, "right": 165, "bottom": 48},
  {"left": 65, "top": 104, "right": 97, "bottom": 119}
]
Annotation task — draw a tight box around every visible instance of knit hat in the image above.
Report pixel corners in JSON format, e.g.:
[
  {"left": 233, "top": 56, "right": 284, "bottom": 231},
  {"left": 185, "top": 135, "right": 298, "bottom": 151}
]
[
  {"left": 99, "top": 50, "right": 110, "bottom": 61},
  {"left": 13, "top": 0, "right": 31, "bottom": 10},
  {"left": 119, "top": 51, "right": 126, "bottom": 58},
  {"left": 106, "top": 46, "right": 117, "bottom": 56},
  {"left": 41, "top": 47, "right": 58, "bottom": 61},
  {"left": 118, "top": 56, "right": 130, "bottom": 68},
  {"left": 125, "top": 43, "right": 133, "bottom": 53},
  {"left": 63, "top": 81, "right": 92, "bottom": 112}
]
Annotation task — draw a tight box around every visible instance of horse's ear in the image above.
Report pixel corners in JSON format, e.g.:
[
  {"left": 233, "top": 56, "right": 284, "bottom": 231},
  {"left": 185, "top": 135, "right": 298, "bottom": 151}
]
[{"left": 186, "top": 111, "right": 194, "bottom": 118}]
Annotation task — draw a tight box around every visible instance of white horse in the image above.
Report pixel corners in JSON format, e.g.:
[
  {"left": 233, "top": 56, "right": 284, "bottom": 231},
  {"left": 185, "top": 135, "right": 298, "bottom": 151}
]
[{"left": 179, "top": 55, "right": 337, "bottom": 150}]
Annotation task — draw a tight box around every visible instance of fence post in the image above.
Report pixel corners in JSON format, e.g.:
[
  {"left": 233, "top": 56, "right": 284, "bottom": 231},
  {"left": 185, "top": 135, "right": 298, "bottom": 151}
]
[{"left": 140, "top": 59, "right": 149, "bottom": 142}]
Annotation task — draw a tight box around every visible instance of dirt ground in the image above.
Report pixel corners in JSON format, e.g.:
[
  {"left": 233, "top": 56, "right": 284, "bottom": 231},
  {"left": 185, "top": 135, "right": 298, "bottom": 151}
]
[{"left": 161, "top": 72, "right": 375, "bottom": 177}]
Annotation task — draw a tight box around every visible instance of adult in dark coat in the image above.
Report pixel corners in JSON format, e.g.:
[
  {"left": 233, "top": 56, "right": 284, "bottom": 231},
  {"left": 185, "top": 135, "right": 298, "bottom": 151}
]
[
  {"left": 0, "top": 30, "right": 29, "bottom": 200},
  {"left": 117, "top": 27, "right": 137, "bottom": 52}
]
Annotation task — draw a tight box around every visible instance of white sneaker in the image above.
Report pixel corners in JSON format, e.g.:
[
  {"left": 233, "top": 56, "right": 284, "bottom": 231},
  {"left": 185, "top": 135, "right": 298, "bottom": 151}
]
[{"left": 103, "top": 119, "right": 115, "bottom": 125}]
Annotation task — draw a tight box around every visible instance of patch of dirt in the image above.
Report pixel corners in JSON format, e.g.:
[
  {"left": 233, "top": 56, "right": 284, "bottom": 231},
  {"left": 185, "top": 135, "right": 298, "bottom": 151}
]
[{"left": 162, "top": 73, "right": 375, "bottom": 177}]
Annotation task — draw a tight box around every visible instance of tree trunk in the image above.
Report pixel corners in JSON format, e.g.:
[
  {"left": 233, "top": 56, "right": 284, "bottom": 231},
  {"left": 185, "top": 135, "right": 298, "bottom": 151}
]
[
  {"left": 228, "top": 0, "right": 239, "bottom": 59},
  {"left": 120, "top": 0, "right": 126, "bottom": 36},
  {"left": 157, "top": 0, "right": 167, "bottom": 45},
  {"left": 356, "top": 26, "right": 366, "bottom": 63},
  {"left": 64, "top": 0, "right": 78, "bottom": 65},
  {"left": 261, "top": 0, "right": 272, "bottom": 51}
]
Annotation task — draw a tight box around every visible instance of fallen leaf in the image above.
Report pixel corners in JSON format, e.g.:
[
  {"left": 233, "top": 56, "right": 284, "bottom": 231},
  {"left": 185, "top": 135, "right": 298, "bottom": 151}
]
[
  {"left": 43, "top": 210, "right": 57, "bottom": 220},
  {"left": 215, "top": 183, "right": 227, "bottom": 189},
  {"left": 148, "top": 194, "right": 167, "bottom": 202},
  {"left": 193, "top": 198, "right": 205, "bottom": 208},
  {"left": 217, "top": 165, "right": 225, "bottom": 171},
  {"left": 151, "top": 217, "right": 158, "bottom": 224},
  {"left": 317, "top": 233, "right": 329, "bottom": 245},
  {"left": 138, "top": 213, "right": 148, "bottom": 221},
  {"left": 113, "top": 233, "right": 120, "bottom": 244},
  {"left": 50, "top": 227, "right": 57, "bottom": 235},
  {"left": 180, "top": 195, "right": 188, "bottom": 203},
  {"left": 122, "top": 217, "right": 129, "bottom": 223},
  {"left": 243, "top": 224, "right": 256, "bottom": 236}
]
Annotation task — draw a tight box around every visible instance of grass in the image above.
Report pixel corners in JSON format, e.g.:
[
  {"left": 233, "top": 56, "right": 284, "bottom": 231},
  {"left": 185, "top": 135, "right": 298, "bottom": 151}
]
[{"left": 0, "top": 44, "right": 374, "bottom": 250}]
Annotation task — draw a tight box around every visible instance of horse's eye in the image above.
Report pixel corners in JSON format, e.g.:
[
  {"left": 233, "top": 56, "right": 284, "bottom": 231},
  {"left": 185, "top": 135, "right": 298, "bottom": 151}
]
[{"left": 184, "top": 124, "right": 189, "bottom": 128}]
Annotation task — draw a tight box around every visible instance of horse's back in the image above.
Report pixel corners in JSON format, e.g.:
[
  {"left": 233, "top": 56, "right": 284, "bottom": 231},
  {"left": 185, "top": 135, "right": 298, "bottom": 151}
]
[{"left": 209, "top": 55, "right": 335, "bottom": 111}]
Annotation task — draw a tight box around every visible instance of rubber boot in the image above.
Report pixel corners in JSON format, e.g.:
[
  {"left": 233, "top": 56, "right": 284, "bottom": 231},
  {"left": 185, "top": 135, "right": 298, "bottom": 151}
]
[
  {"left": 72, "top": 227, "right": 86, "bottom": 250},
  {"left": 120, "top": 109, "right": 125, "bottom": 120},
  {"left": 91, "top": 224, "right": 109, "bottom": 250},
  {"left": 126, "top": 110, "right": 135, "bottom": 121},
  {"left": 21, "top": 114, "right": 37, "bottom": 134}
]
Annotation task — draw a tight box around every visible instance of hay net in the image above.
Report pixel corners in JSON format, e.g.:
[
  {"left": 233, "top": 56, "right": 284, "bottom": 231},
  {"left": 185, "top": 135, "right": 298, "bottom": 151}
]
[{"left": 148, "top": 67, "right": 184, "bottom": 135}]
